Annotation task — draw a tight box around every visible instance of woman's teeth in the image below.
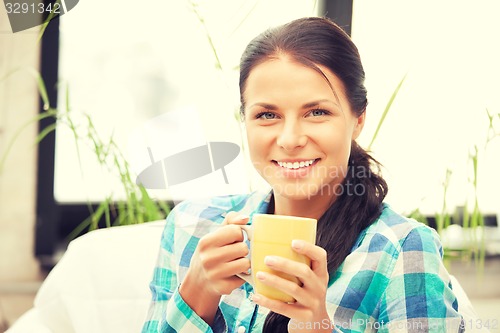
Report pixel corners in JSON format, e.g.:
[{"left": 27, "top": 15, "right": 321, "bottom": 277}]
[{"left": 276, "top": 159, "right": 316, "bottom": 169}]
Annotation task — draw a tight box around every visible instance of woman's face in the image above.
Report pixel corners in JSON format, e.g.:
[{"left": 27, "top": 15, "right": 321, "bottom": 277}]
[{"left": 243, "top": 56, "right": 365, "bottom": 202}]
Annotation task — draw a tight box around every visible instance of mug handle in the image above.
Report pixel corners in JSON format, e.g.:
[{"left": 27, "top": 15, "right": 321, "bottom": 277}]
[{"left": 236, "top": 225, "right": 253, "bottom": 285}]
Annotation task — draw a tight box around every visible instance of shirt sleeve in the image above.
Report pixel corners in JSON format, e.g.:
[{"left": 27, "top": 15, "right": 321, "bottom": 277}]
[
  {"left": 378, "top": 225, "right": 464, "bottom": 332},
  {"left": 141, "top": 203, "right": 228, "bottom": 333}
]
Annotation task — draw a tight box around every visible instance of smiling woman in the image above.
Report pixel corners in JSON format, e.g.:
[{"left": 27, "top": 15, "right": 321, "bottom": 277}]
[{"left": 142, "top": 17, "right": 467, "bottom": 333}]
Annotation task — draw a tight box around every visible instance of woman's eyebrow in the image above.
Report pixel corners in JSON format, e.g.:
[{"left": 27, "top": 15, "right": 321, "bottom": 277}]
[
  {"left": 249, "top": 103, "right": 278, "bottom": 110},
  {"left": 301, "top": 99, "right": 338, "bottom": 108},
  {"left": 249, "top": 100, "right": 338, "bottom": 110}
]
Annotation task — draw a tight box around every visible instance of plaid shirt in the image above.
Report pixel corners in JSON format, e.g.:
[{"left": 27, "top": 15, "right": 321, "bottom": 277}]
[{"left": 142, "top": 191, "right": 464, "bottom": 332}]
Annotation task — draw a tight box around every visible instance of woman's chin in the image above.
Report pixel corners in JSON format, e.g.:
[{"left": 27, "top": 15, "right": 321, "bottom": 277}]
[{"left": 271, "top": 183, "right": 331, "bottom": 201}]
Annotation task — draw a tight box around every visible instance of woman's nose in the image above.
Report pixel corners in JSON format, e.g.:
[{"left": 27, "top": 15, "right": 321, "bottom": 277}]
[{"left": 276, "top": 120, "right": 307, "bottom": 151}]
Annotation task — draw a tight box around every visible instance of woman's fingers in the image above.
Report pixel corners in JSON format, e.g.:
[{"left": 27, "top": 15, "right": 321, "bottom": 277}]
[
  {"left": 252, "top": 269, "right": 327, "bottom": 319},
  {"left": 196, "top": 211, "right": 251, "bottom": 275},
  {"left": 291, "top": 241, "right": 328, "bottom": 279},
  {"left": 202, "top": 241, "right": 249, "bottom": 267},
  {"left": 200, "top": 224, "right": 246, "bottom": 248},
  {"left": 223, "top": 211, "right": 250, "bottom": 226},
  {"left": 200, "top": 211, "right": 249, "bottom": 248},
  {"left": 250, "top": 293, "right": 304, "bottom": 320},
  {"left": 261, "top": 244, "right": 328, "bottom": 284},
  {"left": 254, "top": 242, "right": 328, "bottom": 307},
  {"left": 209, "top": 256, "right": 251, "bottom": 280},
  {"left": 255, "top": 268, "right": 326, "bottom": 308},
  {"left": 263, "top": 256, "right": 314, "bottom": 285},
  {"left": 255, "top": 271, "right": 309, "bottom": 304},
  {"left": 186, "top": 211, "right": 251, "bottom": 296}
]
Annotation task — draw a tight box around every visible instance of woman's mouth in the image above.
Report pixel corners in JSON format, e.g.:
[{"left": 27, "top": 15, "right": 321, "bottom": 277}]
[
  {"left": 271, "top": 159, "right": 320, "bottom": 178},
  {"left": 274, "top": 159, "right": 319, "bottom": 169}
]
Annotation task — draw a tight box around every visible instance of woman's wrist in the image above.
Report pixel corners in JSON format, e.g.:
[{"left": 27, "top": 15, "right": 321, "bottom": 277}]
[{"left": 179, "top": 270, "right": 221, "bottom": 326}]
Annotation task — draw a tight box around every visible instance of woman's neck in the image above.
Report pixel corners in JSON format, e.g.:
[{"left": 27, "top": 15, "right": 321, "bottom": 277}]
[{"left": 271, "top": 192, "right": 336, "bottom": 221}]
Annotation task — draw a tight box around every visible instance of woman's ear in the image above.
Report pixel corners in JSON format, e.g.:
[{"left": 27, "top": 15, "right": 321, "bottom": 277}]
[{"left": 352, "top": 112, "right": 366, "bottom": 140}]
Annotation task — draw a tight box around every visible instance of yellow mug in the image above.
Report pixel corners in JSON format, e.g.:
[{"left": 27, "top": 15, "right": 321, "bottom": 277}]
[{"left": 238, "top": 214, "right": 317, "bottom": 303}]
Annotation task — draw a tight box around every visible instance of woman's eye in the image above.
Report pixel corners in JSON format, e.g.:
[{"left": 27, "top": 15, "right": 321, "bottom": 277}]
[
  {"left": 308, "top": 109, "right": 330, "bottom": 117},
  {"left": 256, "top": 112, "right": 278, "bottom": 120}
]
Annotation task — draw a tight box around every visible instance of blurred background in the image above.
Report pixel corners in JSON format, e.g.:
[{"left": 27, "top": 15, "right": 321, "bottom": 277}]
[{"left": 1, "top": 0, "right": 499, "bottom": 330}]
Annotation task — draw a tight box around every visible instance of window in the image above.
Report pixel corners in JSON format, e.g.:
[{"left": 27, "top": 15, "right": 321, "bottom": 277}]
[
  {"left": 352, "top": 0, "right": 500, "bottom": 215},
  {"left": 54, "top": 0, "right": 320, "bottom": 203}
]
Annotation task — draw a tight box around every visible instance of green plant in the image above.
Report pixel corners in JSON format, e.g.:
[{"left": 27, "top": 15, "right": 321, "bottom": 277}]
[
  {"left": 435, "top": 168, "right": 453, "bottom": 236},
  {"left": 2, "top": 0, "right": 172, "bottom": 237},
  {"left": 366, "top": 72, "right": 500, "bottom": 269},
  {"left": 405, "top": 205, "right": 428, "bottom": 226},
  {"left": 457, "top": 109, "right": 500, "bottom": 267},
  {"left": 1, "top": 69, "right": 170, "bottom": 239},
  {"left": 461, "top": 145, "right": 486, "bottom": 267}
]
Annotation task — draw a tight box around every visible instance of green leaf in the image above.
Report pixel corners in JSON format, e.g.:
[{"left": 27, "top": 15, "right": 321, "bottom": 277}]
[
  {"left": 90, "top": 201, "right": 107, "bottom": 230},
  {"left": 368, "top": 73, "right": 407, "bottom": 150},
  {"left": 462, "top": 203, "right": 470, "bottom": 229},
  {"left": 230, "top": 0, "right": 261, "bottom": 36},
  {"left": 34, "top": 123, "right": 57, "bottom": 146},
  {"left": 104, "top": 198, "right": 111, "bottom": 228},
  {"left": 37, "top": 0, "right": 62, "bottom": 43},
  {"left": 67, "top": 217, "right": 92, "bottom": 241},
  {"left": 24, "top": 68, "right": 50, "bottom": 110},
  {"left": 0, "top": 110, "right": 57, "bottom": 174}
]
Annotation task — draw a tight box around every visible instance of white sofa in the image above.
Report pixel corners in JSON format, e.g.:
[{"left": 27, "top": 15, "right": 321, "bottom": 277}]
[
  {"left": 7, "top": 221, "right": 166, "bottom": 333},
  {"left": 8, "top": 220, "right": 487, "bottom": 333}
]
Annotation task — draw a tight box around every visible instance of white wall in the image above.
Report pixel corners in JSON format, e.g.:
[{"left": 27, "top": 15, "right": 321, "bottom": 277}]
[{"left": 0, "top": 6, "right": 41, "bottom": 283}]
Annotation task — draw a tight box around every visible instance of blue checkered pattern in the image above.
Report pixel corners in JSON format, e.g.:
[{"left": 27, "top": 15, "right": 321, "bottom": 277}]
[{"left": 142, "top": 191, "right": 464, "bottom": 332}]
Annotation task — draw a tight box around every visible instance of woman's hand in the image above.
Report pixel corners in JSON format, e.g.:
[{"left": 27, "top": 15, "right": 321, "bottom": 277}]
[
  {"left": 250, "top": 240, "right": 331, "bottom": 333},
  {"left": 179, "top": 212, "right": 250, "bottom": 325},
  {"left": 188, "top": 211, "right": 251, "bottom": 295}
]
